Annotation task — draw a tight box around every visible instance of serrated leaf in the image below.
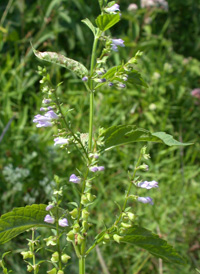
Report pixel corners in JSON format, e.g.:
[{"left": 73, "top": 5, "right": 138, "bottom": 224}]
[
  {"left": 127, "top": 70, "right": 148, "bottom": 87},
  {"left": 32, "top": 47, "right": 88, "bottom": 78},
  {"left": 0, "top": 204, "right": 66, "bottom": 244},
  {"left": 82, "top": 18, "right": 97, "bottom": 36},
  {"left": 95, "top": 14, "right": 120, "bottom": 31},
  {"left": 119, "top": 226, "right": 185, "bottom": 265},
  {"left": 100, "top": 125, "right": 192, "bottom": 151}
]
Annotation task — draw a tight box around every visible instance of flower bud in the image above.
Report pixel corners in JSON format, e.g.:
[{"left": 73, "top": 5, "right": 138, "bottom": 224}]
[
  {"left": 21, "top": 251, "right": 33, "bottom": 259},
  {"left": 47, "top": 268, "right": 57, "bottom": 274},
  {"left": 82, "top": 209, "right": 89, "bottom": 220},
  {"left": 66, "top": 230, "right": 74, "bottom": 242},
  {"left": 86, "top": 193, "right": 96, "bottom": 202},
  {"left": 77, "top": 234, "right": 84, "bottom": 245},
  {"left": 103, "top": 233, "right": 110, "bottom": 242},
  {"left": 127, "top": 212, "right": 136, "bottom": 222},
  {"left": 27, "top": 264, "right": 34, "bottom": 272},
  {"left": 61, "top": 254, "right": 71, "bottom": 264},
  {"left": 81, "top": 195, "right": 89, "bottom": 205},
  {"left": 121, "top": 222, "right": 132, "bottom": 228},
  {"left": 113, "top": 234, "right": 122, "bottom": 244},
  {"left": 73, "top": 223, "right": 80, "bottom": 233},
  {"left": 69, "top": 208, "right": 78, "bottom": 219},
  {"left": 122, "top": 213, "right": 129, "bottom": 222},
  {"left": 82, "top": 220, "right": 89, "bottom": 231},
  {"left": 51, "top": 252, "right": 59, "bottom": 263}
]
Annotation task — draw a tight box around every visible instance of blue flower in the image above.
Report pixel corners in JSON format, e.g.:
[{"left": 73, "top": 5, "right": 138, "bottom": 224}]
[
  {"left": 106, "top": 4, "right": 120, "bottom": 14},
  {"left": 111, "top": 39, "right": 125, "bottom": 52},
  {"left": 137, "top": 180, "right": 158, "bottom": 189},
  {"left": 137, "top": 196, "right": 153, "bottom": 205},
  {"left": 54, "top": 137, "right": 69, "bottom": 146},
  {"left": 59, "top": 218, "right": 69, "bottom": 227},
  {"left": 69, "top": 174, "right": 81, "bottom": 184},
  {"left": 82, "top": 76, "right": 88, "bottom": 82},
  {"left": 44, "top": 214, "right": 55, "bottom": 224}
]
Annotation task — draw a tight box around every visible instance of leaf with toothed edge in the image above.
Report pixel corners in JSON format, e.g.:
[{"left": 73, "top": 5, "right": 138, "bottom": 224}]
[
  {"left": 32, "top": 46, "right": 88, "bottom": 78},
  {"left": 0, "top": 204, "right": 68, "bottom": 244},
  {"left": 100, "top": 125, "right": 193, "bottom": 151}
]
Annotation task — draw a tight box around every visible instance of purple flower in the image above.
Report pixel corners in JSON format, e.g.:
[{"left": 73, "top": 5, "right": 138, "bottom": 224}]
[
  {"left": 59, "top": 218, "right": 69, "bottom": 227},
  {"left": 46, "top": 204, "right": 54, "bottom": 211},
  {"left": 118, "top": 83, "right": 126, "bottom": 88},
  {"left": 137, "top": 180, "right": 158, "bottom": 189},
  {"left": 111, "top": 39, "right": 125, "bottom": 52},
  {"left": 33, "top": 114, "right": 52, "bottom": 128},
  {"left": 69, "top": 174, "right": 81, "bottom": 184},
  {"left": 40, "top": 107, "right": 46, "bottom": 111},
  {"left": 97, "top": 166, "right": 105, "bottom": 171},
  {"left": 45, "top": 110, "right": 58, "bottom": 119},
  {"left": 43, "top": 99, "right": 51, "bottom": 104},
  {"left": 106, "top": 4, "right": 120, "bottom": 14},
  {"left": 82, "top": 76, "right": 88, "bottom": 82},
  {"left": 90, "top": 166, "right": 99, "bottom": 172},
  {"left": 137, "top": 196, "right": 153, "bottom": 205},
  {"left": 98, "top": 78, "right": 106, "bottom": 83},
  {"left": 44, "top": 214, "right": 55, "bottom": 224},
  {"left": 94, "top": 154, "right": 99, "bottom": 159},
  {"left": 108, "top": 82, "right": 114, "bottom": 87},
  {"left": 54, "top": 137, "right": 69, "bottom": 146}
]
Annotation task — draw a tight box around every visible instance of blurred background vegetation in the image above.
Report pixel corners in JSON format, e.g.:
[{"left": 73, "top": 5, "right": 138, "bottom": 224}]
[{"left": 0, "top": 0, "right": 200, "bottom": 273}]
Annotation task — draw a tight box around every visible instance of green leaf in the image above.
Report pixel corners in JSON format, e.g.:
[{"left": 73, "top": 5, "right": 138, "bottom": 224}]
[
  {"left": 81, "top": 18, "right": 97, "bottom": 36},
  {"left": 127, "top": 70, "right": 148, "bottom": 87},
  {"left": 98, "top": 0, "right": 104, "bottom": 9},
  {"left": 151, "top": 132, "right": 193, "bottom": 146},
  {"left": 100, "top": 125, "right": 192, "bottom": 150},
  {"left": 0, "top": 204, "right": 66, "bottom": 244},
  {"left": 32, "top": 47, "right": 88, "bottom": 78},
  {"left": 119, "top": 226, "right": 185, "bottom": 265},
  {"left": 95, "top": 14, "right": 120, "bottom": 31}
]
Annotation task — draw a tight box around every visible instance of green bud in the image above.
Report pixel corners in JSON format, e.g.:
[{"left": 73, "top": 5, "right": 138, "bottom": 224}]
[
  {"left": 82, "top": 209, "right": 89, "bottom": 220},
  {"left": 82, "top": 220, "right": 89, "bottom": 231},
  {"left": 66, "top": 230, "right": 74, "bottom": 242},
  {"left": 57, "top": 271, "right": 64, "bottom": 274},
  {"left": 121, "top": 222, "right": 132, "bottom": 228},
  {"left": 103, "top": 233, "right": 110, "bottom": 242},
  {"left": 44, "top": 236, "right": 57, "bottom": 246},
  {"left": 77, "top": 234, "right": 84, "bottom": 245},
  {"left": 86, "top": 193, "right": 96, "bottom": 202},
  {"left": 21, "top": 251, "right": 33, "bottom": 259},
  {"left": 122, "top": 213, "right": 129, "bottom": 222},
  {"left": 113, "top": 234, "right": 122, "bottom": 244},
  {"left": 81, "top": 195, "right": 89, "bottom": 205},
  {"left": 27, "top": 264, "right": 34, "bottom": 272},
  {"left": 47, "top": 268, "right": 57, "bottom": 274},
  {"left": 51, "top": 252, "right": 59, "bottom": 263},
  {"left": 141, "top": 146, "right": 147, "bottom": 155},
  {"left": 61, "top": 254, "right": 71, "bottom": 264},
  {"left": 119, "top": 227, "right": 127, "bottom": 234},
  {"left": 73, "top": 223, "right": 80, "bottom": 233},
  {"left": 127, "top": 212, "right": 136, "bottom": 222},
  {"left": 69, "top": 208, "right": 78, "bottom": 219}
]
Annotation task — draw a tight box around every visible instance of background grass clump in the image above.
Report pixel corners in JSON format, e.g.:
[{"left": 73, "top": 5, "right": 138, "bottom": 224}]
[{"left": 0, "top": 0, "right": 200, "bottom": 273}]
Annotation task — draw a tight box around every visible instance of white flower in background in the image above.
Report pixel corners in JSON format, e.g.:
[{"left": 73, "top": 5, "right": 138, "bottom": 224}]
[{"left": 128, "top": 3, "right": 138, "bottom": 11}]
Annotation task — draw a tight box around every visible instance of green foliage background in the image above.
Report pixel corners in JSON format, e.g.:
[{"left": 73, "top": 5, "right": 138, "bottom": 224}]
[{"left": 0, "top": 0, "right": 200, "bottom": 273}]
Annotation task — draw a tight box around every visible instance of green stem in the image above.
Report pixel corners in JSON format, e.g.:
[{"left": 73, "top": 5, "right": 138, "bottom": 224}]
[
  {"left": 88, "top": 32, "right": 100, "bottom": 151},
  {"left": 79, "top": 256, "right": 85, "bottom": 274},
  {"left": 31, "top": 229, "right": 37, "bottom": 274},
  {"left": 77, "top": 167, "right": 89, "bottom": 223},
  {"left": 56, "top": 206, "right": 62, "bottom": 270},
  {"left": 54, "top": 88, "right": 88, "bottom": 160}
]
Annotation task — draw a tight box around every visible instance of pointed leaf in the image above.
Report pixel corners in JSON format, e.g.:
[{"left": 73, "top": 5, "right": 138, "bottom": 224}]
[
  {"left": 82, "top": 18, "right": 97, "bottom": 36},
  {"left": 0, "top": 204, "right": 66, "bottom": 244},
  {"left": 119, "top": 226, "right": 185, "bottom": 265},
  {"left": 151, "top": 132, "right": 193, "bottom": 146},
  {"left": 100, "top": 125, "right": 192, "bottom": 151},
  {"left": 32, "top": 48, "right": 88, "bottom": 78},
  {"left": 95, "top": 14, "right": 120, "bottom": 31}
]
